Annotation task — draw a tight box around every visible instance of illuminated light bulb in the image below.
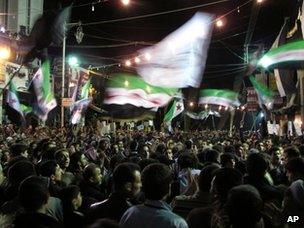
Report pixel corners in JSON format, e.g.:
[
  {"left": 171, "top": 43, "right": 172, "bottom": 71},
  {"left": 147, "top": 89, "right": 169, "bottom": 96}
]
[
  {"left": 125, "top": 60, "right": 131, "bottom": 67},
  {"left": 205, "top": 104, "right": 208, "bottom": 109},
  {"left": 121, "top": 0, "right": 130, "bottom": 6},
  {"left": 225, "top": 106, "right": 228, "bottom": 111},
  {"left": 144, "top": 53, "right": 151, "bottom": 61},
  {"left": 189, "top": 102, "right": 194, "bottom": 107},
  {"left": 91, "top": 4, "right": 95, "bottom": 11},
  {"left": 219, "top": 106, "right": 222, "bottom": 111},
  {"left": 0, "top": 48, "right": 10, "bottom": 59},
  {"left": 134, "top": 57, "right": 141, "bottom": 63},
  {"left": 216, "top": 19, "right": 223, "bottom": 27}
]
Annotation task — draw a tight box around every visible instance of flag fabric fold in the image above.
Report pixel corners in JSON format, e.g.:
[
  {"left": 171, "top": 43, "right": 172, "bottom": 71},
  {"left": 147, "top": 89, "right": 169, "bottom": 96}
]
[
  {"left": 258, "top": 40, "right": 304, "bottom": 69},
  {"left": 30, "top": 60, "right": 57, "bottom": 121},
  {"left": 71, "top": 98, "right": 92, "bottom": 124},
  {"left": 70, "top": 69, "right": 92, "bottom": 125},
  {"left": 186, "top": 110, "right": 221, "bottom": 120},
  {"left": 104, "top": 73, "right": 178, "bottom": 109},
  {"left": 199, "top": 89, "right": 240, "bottom": 107},
  {"left": 249, "top": 75, "right": 274, "bottom": 109},
  {"left": 6, "top": 82, "right": 24, "bottom": 118},
  {"left": 164, "top": 97, "right": 184, "bottom": 131},
  {"left": 136, "top": 12, "right": 213, "bottom": 88}
]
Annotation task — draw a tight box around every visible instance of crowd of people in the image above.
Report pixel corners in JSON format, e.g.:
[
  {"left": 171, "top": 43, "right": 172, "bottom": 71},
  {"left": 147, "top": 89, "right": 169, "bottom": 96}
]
[{"left": 0, "top": 123, "right": 303, "bottom": 228}]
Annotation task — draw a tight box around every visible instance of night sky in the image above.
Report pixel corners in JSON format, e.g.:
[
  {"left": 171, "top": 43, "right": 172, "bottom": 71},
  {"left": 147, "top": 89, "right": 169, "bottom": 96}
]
[{"left": 47, "top": 0, "right": 300, "bottom": 89}]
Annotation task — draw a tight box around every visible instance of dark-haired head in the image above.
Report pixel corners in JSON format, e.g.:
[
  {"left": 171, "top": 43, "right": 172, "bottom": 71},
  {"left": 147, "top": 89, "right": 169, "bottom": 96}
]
[
  {"left": 211, "top": 168, "right": 243, "bottom": 205},
  {"left": 18, "top": 176, "right": 49, "bottom": 212},
  {"left": 142, "top": 163, "right": 173, "bottom": 200},
  {"left": 226, "top": 185, "right": 263, "bottom": 228},
  {"left": 285, "top": 157, "right": 304, "bottom": 183},
  {"left": 113, "top": 162, "right": 141, "bottom": 198}
]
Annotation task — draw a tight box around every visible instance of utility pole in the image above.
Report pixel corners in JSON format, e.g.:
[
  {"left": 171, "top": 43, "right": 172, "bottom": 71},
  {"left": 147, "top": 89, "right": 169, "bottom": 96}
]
[{"left": 61, "top": 23, "right": 66, "bottom": 128}]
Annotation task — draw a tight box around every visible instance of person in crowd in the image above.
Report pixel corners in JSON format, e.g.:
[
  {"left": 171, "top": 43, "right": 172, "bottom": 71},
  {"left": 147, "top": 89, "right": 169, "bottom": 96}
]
[
  {"left": 55, "top": 149, "right": 74, "bottom": 185},
  {"left": 61, "top": 185, "right": 84, "bottom": 228},
  {"left": 225, "top": 185, "right": 264, "bottom": 228},
  {"left": 39, "top": 160, "right": 65, "bottom": 197},
  {"left": 282, "top": 146, "right": 300, "bottom": 165},
  {"left": 220, "top": 153, "right": 235, "bottom": 169},
  {"left": 280, "top": 157, "right": 304, "bottom": 225},
  {"left": 120, "top": 163, "right": 188, "bottom": 228},
  {"left": 69, "top": 151, "right": 88, "bottom": 185},
  {"left": 172, "top": 164, "right": 220, "bottom": 218},
  {"left": 187, "top": 168, "right": 243, "bottom": 228},
  {"left": 244, "top": 152, "right": 284, "bottom": 202},
  {"left": 4, "top": 160, "right": 36, "bottom": 201},
  {"left": 268, "top": 146, "right": 286, "bottom": 185},
  {"left": 9, "top": 143, "right": 28, "bottom": 158},
  {"left": 79, "top": 163, "right": 105, "bottom": 212},
  {"left": 14, "top": 176, "right": 62, "bottom": 228},
  {"left": 88, "top": 162, "right": 141, "bottom": 223},
  {"left": 177, "top": 153, "right": 200, "bottom": 195}
]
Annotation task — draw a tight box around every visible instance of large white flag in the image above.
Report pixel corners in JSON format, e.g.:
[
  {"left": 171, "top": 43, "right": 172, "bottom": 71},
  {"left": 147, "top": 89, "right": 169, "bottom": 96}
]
[{"left": 137, "top": 12, "right": 213, "bottom": 88}]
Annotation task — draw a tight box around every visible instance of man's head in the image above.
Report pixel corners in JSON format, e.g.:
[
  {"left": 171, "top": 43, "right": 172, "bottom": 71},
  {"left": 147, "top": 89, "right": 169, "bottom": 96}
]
[
  {"left": 113, "top": 162, "right": 141, "bottom": 198},
  {"left": 39, "top": 160, "right": 62, "bottom": 183},
  {"left": 282, "top": 146, "right": 300, "bottom": 165},
  {"left": 10, "top": 143, "right": 28, "bottom": 158},
  {"left": 204, "top": 148, "right": 220, "bottom": 164},
  {"left": 285, "top": 157, "right": 304, "bottom": 183},
  {"left": 55, "top": 149, "right": 70, "bottom": 170},
  {"left": 210, "top": 168, "right": 243, "bottom": 204},
  {"left": 83, "top": 163, "right": 102, "bottom": 185},
  {"left": 178, "top": 153, "right": 198, "bottom": 169},
  {"left": 70, "top": 151, "right": 88, "bottom": 171},
  {"left": 226, "top": 185, "right": 263, "bottom": 228},
  {"left": 220, "top": 153, "right": 235, "bottom": 169},
  {"left": 246, "top": 153, "right": 268, "bottom": 178},
  {"left": 18, "top": 176, "right": 50, "bottom": 213},
  {"left": 142, "top": 163, "right": 173, "bottom": 200}
]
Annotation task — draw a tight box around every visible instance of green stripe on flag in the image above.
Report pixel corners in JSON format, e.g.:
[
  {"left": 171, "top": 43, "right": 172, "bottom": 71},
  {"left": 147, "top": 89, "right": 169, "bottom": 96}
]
[
  {"left": 81, "top": 79, "right": 91, "bottom": 99},
  {"left": 164, "top": 99, "right": 177, "bottom": 122},
  {"left": 199, "top": 89, "right": 238, "bottom": 100},
  {"left": 108, "top": 73, "right": 178, "bottom": 95},
  {"left": 262, "top": 40, "right": 304, "bottom": 57},
  {"left": 41, "top": 60, "right": 55, "bottom": 103},
  {"left": 249, "top": 75, "right": 274, "bottom": 99}
]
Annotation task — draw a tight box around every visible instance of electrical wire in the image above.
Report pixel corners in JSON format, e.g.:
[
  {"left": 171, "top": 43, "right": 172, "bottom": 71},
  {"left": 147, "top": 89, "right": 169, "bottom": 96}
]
[{"left": 81, "top": 0, "right": 230, "bottom": 26}]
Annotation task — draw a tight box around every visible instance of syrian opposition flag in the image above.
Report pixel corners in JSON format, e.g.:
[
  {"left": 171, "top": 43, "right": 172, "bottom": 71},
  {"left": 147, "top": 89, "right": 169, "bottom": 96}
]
[
  {"left": 164, "top": 97, "right": 184, "bottom": 131},
  {"left": 199, "top": 89, "right": 240, "bottom": 107},
  {"left": 30, "top": 60, "right": 57, "bottom": 121},
  {"left": 136, "top": 12, "right": 213, "bottom": 88},
  {"left": 70, "top": 73, "right": 92, "bottom": 124},
  {"left": 267, "top": 18, "right": 296, "bottom": 97},
  {"left": 104, "top": 74, "right": 178, "bottom": 109},
  {"left": 6, "top": 82, "right": 24, "bottom": 118},
  {"left": 71, "top": 98, "right": 92, "bottom": 124},
  {"left": 249, "top": 75, "right": 274, "bottom": 109},
  {"left": 186, "top": 110, "right": 220, "bottom": 120},
  {"left": 258, "top": 40, "right": 304, "bottom": 69}
]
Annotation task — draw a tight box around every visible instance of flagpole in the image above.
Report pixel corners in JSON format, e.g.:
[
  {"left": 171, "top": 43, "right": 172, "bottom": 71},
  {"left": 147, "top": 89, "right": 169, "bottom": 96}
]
[{"left": 61, "top": 23, "right": 66, "bottom": 128}]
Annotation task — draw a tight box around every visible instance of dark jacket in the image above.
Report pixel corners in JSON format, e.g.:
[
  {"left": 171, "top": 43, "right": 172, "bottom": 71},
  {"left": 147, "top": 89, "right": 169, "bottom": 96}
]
[
  {"left": 79, "top": 181, "right": 105, "bottom": 201},
  {"left": 86, "top": 192, "right": 132, "bottom": 224},
  {"left": 14, "top": 212, "right": 63, "bottom": 228}
]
